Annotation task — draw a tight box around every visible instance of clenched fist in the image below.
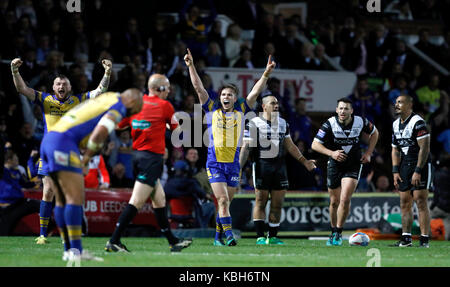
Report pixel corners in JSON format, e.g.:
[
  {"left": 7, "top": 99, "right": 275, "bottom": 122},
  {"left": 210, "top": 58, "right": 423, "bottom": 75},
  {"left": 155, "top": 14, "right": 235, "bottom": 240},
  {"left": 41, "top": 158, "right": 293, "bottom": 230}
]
[
  {"left": 11, "top": 58, "right": 23, "bottom": 73},
  {"left": 102, "top": 59, "right": 112, "bottom": 73}
]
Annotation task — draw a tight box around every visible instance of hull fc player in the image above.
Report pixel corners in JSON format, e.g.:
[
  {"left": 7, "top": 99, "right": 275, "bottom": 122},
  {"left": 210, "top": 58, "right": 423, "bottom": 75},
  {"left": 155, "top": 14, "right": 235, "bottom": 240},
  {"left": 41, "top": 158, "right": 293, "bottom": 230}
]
[
  {"left": 391, "top": 94, "right": 432, "bottom": 248},
  {"left": 185, "top": 48, "right": 276, "bottom": 246},
  {"left": 105, "top": 74, "right": 192, "bottom": 253},
  {"left": 240, "top": 94, "right": 316, "bottom": 245},
  {"left": 312, "top": 98, "right": 378, "bottom": 246},
  {"left": 11, "top": 57, "right": 113, "bottom": 244},
  {"left": 40, "top": 89, "right": 143, "bottom": 261}
]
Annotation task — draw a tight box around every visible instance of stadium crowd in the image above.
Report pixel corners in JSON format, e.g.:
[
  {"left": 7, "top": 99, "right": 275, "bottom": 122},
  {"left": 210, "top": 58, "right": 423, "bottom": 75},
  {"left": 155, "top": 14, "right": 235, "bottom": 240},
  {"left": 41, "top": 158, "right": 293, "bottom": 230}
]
[{"left": 0, "top": 0, "right": 449, "bottom": 200}]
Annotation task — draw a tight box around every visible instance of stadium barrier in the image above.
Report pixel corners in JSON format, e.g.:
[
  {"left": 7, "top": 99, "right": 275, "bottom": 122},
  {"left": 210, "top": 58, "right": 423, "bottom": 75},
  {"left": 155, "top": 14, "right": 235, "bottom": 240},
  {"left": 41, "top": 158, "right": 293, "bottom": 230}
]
[{"left": 15, "top": 189, "right": 433, "bottom": 236}]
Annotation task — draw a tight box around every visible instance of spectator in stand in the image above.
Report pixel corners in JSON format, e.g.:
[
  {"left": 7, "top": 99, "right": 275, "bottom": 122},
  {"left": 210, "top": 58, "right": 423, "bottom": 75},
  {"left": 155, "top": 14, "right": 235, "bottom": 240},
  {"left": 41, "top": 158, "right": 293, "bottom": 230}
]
[
  {"left": 314, "top": 43, "right": 333, "bottom": 71},
  {"left": 366, "top": 24, "right": 391, "bottom": 73},
  {"left": 254, "top": 42, "right": 278, "bottom": 68},
  {"left": 110, "top": 163, "right": 134, "bottom": 188},
  {"left": 48, "top": 18, "right": 64, "bottom": 52},
  {"left": 233, "top": 47, "right": 255, "bottom": 69},
  {"left": 185, "top": 147, "right": 212, "bottom": 196},
  {"left": 10, "top": 122, "right": 39, "bottom": 169},
  {"left": 385, "top": 39, "right": 415, "bottom": 78},
  {"left": 347, "top": 76, "right": 381, "bottom": 124},
  {"left": 16, "top": 14, "right": 36, "bottom": 49},
  {"left": 105, "top": 129, "right": 134, "bottom": 182},
  {"left": 165, "top": 160, "right": 214, "bottom": 228},
  {"left": 414, "top": 28, "right": 439, "bottom": 61},
  {"left": 234, "top": 0, "right": 267, "bottom": 30},
  {"left": 205, "top": 41, "right": 224, "bottom": 67},
  {"left": 207, "top": 20, "right": 225, "bottom": 53},
  {"left": 178, "top": 0, "right": 217, "bottom": 59},
  {"left": 118, "top": 17, "right": 145, "bottom": 59},
  {"left": 252, "top": 13, "right": 283, "bottom": 61},
  {"left": 83, "top": 152, "right": 110, "bottom": 189},
  {"left": 279, "top": 20, "right": 303, "bottom": 69},
  {"left": 370, "top": 174, "right": 391, "bottom": 192},
  {"left": 430, "top": 157, "right": 450, "bottom": 240},
  {"left": 20, "top": 48, "right": 41, "bottom": 81},
  {"left": 430, "top": 91, "right": 449, "bottom": 158},
  {"left": 408, "top": 63, "right": 427, "bottom": 91},
  {"left": 415, "top": 74, "right": 446, "bottom": 119},
  {"left": 224, "top": 23, "right": 243, "bottom": 67},
  {"left": 281, "top": 95, "right": 314, "bottom": 149},
  {"left": 0, "top": 150, "right": 39, "bottom": 236},
  {"left": 299, "top": 42, "right": 321, "bottom": 70}
]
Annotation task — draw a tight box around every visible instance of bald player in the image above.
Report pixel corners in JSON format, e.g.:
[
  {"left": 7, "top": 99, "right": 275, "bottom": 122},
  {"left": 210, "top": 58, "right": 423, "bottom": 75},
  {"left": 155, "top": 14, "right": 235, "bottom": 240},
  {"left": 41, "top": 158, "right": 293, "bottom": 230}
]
[
  {"left": 105, "top": 74, "right": 192, "bottom": 253},
  {"left": 11, "top": 57, "right": 113, "bottom": 244},
  {"left": 40, "top": 88, "right": 143, "bottom": 261}
]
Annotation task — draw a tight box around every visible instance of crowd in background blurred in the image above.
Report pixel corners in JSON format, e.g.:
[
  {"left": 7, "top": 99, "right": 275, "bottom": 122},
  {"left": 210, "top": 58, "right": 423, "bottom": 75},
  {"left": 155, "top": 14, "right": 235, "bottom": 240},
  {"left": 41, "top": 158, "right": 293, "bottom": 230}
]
[{"left": 0, "top": 0, "right": 449, "bottom": 195}]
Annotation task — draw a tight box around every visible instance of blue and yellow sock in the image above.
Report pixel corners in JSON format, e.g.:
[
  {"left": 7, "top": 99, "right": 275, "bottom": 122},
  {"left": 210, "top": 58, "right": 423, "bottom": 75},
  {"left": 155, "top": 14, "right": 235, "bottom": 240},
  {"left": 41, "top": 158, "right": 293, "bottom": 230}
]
[
  {"left": 215, "top": 213, "right": 223, "bottom": 241},
  {"left": 39, "top": 200, "right": 53, "bottom": 237},
  {"left": 220, "top": 216, "right": 233, "bottom": 238},
  {"left": 54, "top": 206, "right": 70, "bottom": 251},
  {"left": 65, "top": 204, "right": 83, "bottom": 253}
]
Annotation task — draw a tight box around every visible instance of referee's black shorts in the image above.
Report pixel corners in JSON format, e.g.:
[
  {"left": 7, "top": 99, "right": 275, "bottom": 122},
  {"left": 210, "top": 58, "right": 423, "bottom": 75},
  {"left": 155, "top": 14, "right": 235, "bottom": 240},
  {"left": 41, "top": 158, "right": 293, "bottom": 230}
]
[
  {"left": 327, "top": 160, "right": 362, "bottom": 189},
  {"left": 252, "top": 160, "right": 289, "bottom": 191},
  {"left": 398, "top": 161, "right": 433, "bottom": 192},
  {"left": 133, "top": 150, "right": 164, "bottom": 188}
]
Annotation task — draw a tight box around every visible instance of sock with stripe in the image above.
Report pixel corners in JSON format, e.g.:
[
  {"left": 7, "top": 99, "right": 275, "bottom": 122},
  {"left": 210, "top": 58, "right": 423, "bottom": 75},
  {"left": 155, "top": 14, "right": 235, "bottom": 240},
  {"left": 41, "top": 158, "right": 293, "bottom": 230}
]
[
  {"left": 219, "top": 216, "right": 233, "bottom": 238},
  {"left": 54, "top": 206, "right": 70, "bottom": 251},
  {"left": 254, "top": 220, "right": 265, "bottom": 238},
  {"left": 39, "top": 200, "right": 53, "bottom": 237},
  {"left": 154, "top": 207, "right": 178, "bottom": 245},
  {"left": 215, "top": 213, "right": 223, "bottom": 241},
  {"left": 268, "top": 222, "right": 280, "bottom": 238},
  {"left": 65, "top": 204, "right": 83, "bottom": 253}
]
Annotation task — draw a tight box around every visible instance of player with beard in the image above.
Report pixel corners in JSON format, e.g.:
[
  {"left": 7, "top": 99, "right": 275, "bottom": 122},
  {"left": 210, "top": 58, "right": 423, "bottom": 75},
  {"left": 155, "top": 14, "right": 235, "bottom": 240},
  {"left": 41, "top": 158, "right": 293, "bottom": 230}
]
[
  {"left": 184, "top": 48, "right": 275, "bottom": 246},
  {"left": 11, "top": 57, "right": 113, "bottom": 244},
  {"left": 391, "top": 94, "right": 432, "bottom": 248},
  {"left": 312, "top": 98, "right": 378, "bottom": 246}
]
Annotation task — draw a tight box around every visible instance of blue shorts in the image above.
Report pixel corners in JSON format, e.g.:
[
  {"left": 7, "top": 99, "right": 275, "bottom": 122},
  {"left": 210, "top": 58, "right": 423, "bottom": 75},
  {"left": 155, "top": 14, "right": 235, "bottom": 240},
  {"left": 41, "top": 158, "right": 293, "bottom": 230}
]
[
  {"left": 40, "top": 132, "right": 83, "bottom": 174},
  {"left": 37, "top": 157, "right": 49, "bottom": 177},
  {"left": 206, "top": 161, "right": 240, "bottom": 188}
]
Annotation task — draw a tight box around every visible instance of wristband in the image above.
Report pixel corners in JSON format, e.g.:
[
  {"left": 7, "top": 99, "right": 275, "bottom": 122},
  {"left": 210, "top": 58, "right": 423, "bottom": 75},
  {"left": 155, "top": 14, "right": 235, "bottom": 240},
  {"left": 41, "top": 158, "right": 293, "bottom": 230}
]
[
  {"left": 414, "top": 166, "right": 422, "bottom": 173},
  {"left": 392, "top": 165, "right": 399, "bottom": 173}
]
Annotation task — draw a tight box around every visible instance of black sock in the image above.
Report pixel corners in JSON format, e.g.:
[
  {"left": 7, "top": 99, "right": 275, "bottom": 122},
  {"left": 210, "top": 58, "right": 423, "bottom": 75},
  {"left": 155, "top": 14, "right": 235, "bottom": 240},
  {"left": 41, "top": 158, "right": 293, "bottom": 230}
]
[
  {"left": 254, "top": 220, "right": 265, "bottom": 238},
  {"left": 154, "top": 207, "right": 178, "bottom": 245},
  {"left": 110, "top": 204, "right": 138, "bottom": 244},
  {"left": 268, "top": 224, "right": 279, "bottom": 238},
  {"left": 331, "top": 227, "right": 337, "bottom": 234},
  {"left": 336, "top": 227, "right": 343, "bottom": 234}
]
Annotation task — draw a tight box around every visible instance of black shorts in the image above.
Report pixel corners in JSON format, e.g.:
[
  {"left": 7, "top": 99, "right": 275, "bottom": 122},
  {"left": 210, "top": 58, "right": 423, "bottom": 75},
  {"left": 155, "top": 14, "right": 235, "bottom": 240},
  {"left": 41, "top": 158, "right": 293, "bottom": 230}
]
[
  {"left": 398, "top": 161, "right": 433, "bottom": 192},
  {"left": 327, "top": 160, "right": 362, "bottom": 189},
  {"left": 133, "top": 150, "right": 164, "bottom": 187},
  {"left": 252, "top": 161, "right": 289, "bottom": 191}
]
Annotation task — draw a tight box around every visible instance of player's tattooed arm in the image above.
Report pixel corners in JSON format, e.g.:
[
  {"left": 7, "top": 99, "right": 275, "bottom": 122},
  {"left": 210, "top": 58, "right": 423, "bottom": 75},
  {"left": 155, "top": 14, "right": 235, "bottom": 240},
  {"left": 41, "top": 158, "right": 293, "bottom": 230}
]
[
  {"left": 10, "top": 58, "right": 36, "bottom": 101},
  {"left": 239, "top": 141, "right": 250, "bottom": 169},
  {"left": 416, "top": 135, "right": 430, "bottom": 170},
  {"left": 391, "top": 146, "right": 402, "bottom": 189},
  {"left": 90, "top": 59, "right": 113, "bottom": 98},
  {"left": 285, "top": 137, "right": 316, "bottom": 171}
]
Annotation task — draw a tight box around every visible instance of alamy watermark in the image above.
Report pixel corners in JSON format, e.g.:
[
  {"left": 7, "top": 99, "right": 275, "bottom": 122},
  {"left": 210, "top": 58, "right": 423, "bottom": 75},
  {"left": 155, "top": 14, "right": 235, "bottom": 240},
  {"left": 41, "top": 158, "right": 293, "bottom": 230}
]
[
  {"left": 366, "top": 0, "right": 381, "bottom": 13},
  {"left": 66, "top": 0, "right": 81, "bottom": 13},
  {"left": 366, "top": 248, "right": 381, "bottom": 267}
]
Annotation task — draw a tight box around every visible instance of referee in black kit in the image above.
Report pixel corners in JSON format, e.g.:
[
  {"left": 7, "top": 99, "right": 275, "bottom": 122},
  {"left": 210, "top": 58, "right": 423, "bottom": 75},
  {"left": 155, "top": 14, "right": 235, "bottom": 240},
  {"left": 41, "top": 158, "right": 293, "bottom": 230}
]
[
  {"left": 391, "top": 94, "right": 433, "bottom": 248},
  {"left": 240, "top": 92, "right": 316, "bottom": 245}
]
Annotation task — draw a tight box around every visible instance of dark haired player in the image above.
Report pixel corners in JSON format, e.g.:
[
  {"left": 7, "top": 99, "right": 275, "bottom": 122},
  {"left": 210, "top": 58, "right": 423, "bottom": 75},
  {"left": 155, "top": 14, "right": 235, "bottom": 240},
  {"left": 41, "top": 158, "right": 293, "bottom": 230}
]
[
  {"left": 391, "top": 94, "right": 432, "bottom": 248},
  {"left": 184, "top": 48, "right": 275, "bottom": 246},
  {"left": 240, "top": 94, "right": 316, "bottom": 245},
  {"left": 312, "top": 98, "right": 378, "bottom": 246},
  {"left": 105, "top": 74, "right": 192, "bottom": 253},
  {"left": 11, "top": 57, "right": 113, "bottom": 244}
]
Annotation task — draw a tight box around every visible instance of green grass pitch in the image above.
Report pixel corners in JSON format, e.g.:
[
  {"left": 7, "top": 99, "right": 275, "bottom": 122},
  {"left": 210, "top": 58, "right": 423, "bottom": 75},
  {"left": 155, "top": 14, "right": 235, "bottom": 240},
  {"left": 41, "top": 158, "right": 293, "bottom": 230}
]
[{"left": 1, "top": 236, "right": 449, "bottom": 267}]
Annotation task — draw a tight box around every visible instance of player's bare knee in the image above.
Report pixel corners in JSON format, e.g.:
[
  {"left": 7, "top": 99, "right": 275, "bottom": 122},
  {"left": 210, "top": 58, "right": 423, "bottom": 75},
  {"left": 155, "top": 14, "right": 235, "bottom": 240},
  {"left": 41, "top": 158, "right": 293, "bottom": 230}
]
[{"left": 217, "top": 196, "right": 229, "bottom": 208}]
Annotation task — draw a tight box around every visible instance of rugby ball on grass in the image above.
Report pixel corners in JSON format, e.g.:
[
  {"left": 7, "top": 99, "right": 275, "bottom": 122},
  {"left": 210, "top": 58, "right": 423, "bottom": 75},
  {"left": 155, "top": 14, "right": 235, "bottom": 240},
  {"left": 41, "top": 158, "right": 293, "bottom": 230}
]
[{"left": 348, "top": 232, "right": 370, "bottom": 246}]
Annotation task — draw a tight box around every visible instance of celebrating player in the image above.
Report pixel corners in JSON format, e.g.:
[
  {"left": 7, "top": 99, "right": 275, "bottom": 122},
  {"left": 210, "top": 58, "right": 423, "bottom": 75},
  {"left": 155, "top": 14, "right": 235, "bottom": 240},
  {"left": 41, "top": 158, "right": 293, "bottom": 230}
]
[
  {"left": 391, "top": 94, "right": 432, "bottom": 247},
  {"left": 311, "top": 98, "right": 378, "bottom": 246},
  {"left": 105, "top": 74, "right": 192, "bottom": 253},
  {"left": 184, "top": 48, "right": 275, "bottom": 246},
  {"left": 11, "top": 57, "right": 113, "bottom": 244},
  {"left": 240, "top": 93, "right": 316, "bottom": 245},
  {"left": 40, "top": 89, "right": 143, "bottom": 261}
]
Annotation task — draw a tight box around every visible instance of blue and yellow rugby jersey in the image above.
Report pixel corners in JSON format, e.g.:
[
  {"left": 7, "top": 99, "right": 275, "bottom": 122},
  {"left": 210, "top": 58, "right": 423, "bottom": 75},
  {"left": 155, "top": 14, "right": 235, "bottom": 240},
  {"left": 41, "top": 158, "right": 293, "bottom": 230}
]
[
  {"left": 51, "top": 92, "right": 127, "bottom": 148},
  {"left": 202, "top": 97, "right": 252, "bottom": 163},
  {"left": 34, "top": 91, "right": 91, "bottom": 134}
]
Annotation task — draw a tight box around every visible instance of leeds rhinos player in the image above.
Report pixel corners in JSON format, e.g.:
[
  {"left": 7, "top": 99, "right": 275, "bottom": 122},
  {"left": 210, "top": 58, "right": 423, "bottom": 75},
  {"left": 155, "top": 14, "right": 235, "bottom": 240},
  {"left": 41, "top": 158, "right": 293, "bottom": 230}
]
[
  {"left": 240, "top": 94, "right": 316, "bottom": 245},
  {"left": 40, "top": 89, "right": 143, "bottom": 261},
  {"left": 391, "top": 94, "right": 432, "bottom": 248},
  {"left": 11, "top": 57, "right": 113, "bottom": 244},
  {"left": 184, "top": 48, "right": 276, "bottom": 246},
  {"left": 312, "top": 98, "right": 378, "bottom": 246}
]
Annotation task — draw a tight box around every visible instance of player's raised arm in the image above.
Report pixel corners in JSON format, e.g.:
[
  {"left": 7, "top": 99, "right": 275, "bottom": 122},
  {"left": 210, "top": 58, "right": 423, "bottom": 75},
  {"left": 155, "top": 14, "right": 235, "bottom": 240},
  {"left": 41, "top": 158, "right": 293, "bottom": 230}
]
[
  {"left": 89, "top": 59, "right": 113, "bottom": 98},
  {"left": 11, "top": 58, "right": 36, "bottom": 101},
  {"left": 184, "top": 48, "right": 209, "bottom": 105},
  {"left": 285, "top": 137, "right": 316, "bottom": 171},
  {"left": 246, "top": 55, "right": 276, "bottom": 109}
]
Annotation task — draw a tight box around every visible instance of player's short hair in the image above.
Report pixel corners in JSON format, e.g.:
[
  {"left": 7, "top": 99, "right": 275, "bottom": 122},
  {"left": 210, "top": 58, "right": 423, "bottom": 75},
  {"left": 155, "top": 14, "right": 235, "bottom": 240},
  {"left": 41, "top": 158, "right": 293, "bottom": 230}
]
[
  {"left": 295, "top": 97, "right": 307, "bottom": 105},
  {"left": 218, "top": 83, "right": 239, "bottom": 97},
  {"left": 54, "top": 74, "right": 70, "bottom": 81},
  {"left": 399, "top": 93, "right": 413, "bottom": 103},
  {"left": 337, "top": 97, "right": 353, "bottom": 107}
]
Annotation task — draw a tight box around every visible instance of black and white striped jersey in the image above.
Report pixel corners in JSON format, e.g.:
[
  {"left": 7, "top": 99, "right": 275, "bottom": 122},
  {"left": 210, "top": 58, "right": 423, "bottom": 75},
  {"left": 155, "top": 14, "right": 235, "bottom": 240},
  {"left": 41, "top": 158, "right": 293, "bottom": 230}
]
[
  {"left": 243, "top": 115, "right": 290, "bottom": 163},
  {"left": 314, "top": 115, "right": 376, "bottom": 166},
  {"left": 392, "top": 112, "right": 430, "bottom": 163}
]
